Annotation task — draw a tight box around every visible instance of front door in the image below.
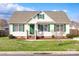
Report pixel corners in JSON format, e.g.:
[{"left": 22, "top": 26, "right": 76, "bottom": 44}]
[{"left": 29, "top": 24, "right": 35, "bottom": 34}]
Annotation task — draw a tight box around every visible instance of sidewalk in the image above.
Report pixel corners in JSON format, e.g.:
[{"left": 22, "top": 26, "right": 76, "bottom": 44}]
[{"left": 0, "top": 51, "right": 79, "bottom": 56}]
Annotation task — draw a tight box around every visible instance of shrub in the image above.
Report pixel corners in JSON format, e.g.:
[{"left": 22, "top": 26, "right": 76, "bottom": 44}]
[
  {"left": 8, "top": 34, "right": 16, "bottom": 39},
  {"left": 66, "top": 34, "right": 79, "bottom": 38},
  {"left": 52, "top": 35, "right": 55, "bottom": 38}
]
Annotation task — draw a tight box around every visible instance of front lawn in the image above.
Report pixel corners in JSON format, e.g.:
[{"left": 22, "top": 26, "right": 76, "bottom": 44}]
[{"left": 0, "top": 37, "right": 79, "bottom": 51}]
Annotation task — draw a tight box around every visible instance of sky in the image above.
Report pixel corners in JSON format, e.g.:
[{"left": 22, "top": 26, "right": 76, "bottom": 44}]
[{"left": 0, "top": 3, "right": 79, "bottom": 22}]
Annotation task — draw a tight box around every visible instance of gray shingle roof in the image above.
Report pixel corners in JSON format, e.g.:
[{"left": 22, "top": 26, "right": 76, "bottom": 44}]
[
  {"left": 45, "top": 11, "right": 70, "bottom": 24},
  {"left": 9, "top": 11, "right": 70, "bottom": 24},
  {"left": 9, "top": 11, "right": 40, "bottom": 23}
]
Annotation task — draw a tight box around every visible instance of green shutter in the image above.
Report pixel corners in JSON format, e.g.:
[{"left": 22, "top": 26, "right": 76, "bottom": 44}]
[
  {"left": 64, "top": 24, "right": 66, "bottom": 32},
  {"left": 19, "top": 24, "right": 24, "bottom": 32},
  {"left": 13, "top": 24, "right": 15, "bottom": 32},
  {"left": 54, "top": 24, "right": 56, "bottom": 32},
  {"left": 48, "top": 24, "right": 50, "bottom": 32},
  {"left": 43, "top": 14, "right": 44, "bottom": 19}
]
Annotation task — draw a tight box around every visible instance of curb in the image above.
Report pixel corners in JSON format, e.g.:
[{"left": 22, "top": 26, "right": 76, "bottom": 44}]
[{"left": 0, "top": 51, "right": 79, "bottom": 54}]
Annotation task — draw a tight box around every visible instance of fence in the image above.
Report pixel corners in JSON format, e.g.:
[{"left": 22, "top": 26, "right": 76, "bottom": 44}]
[
  {"left": 0, "top": 30, "right": 9, "bottom": 37},
  {"left": 70, "top": 29, "right": 79, "bottom": 35}
]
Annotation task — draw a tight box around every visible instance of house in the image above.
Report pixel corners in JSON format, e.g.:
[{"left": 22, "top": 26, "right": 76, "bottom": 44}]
[
  {"left": 70, "top": 21, "right": 79, "bottom": 35},
  {"left": 0, "top": 19, "right": 9, "bottom": 36},
  {"left": 0, "top": 19, "right": 9, "bottom": 30},
  {"left": 70, "top": 21, "right": 79, "bottom": 30},
  {"left": 9, "top": 11, "right": 70, "bottom": 39}
]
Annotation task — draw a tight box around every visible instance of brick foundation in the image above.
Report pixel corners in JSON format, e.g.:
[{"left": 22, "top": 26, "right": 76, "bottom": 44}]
[
  {"left": 16, "top": 36, "right": 27, "bottom": 40},
  {"left": 15, "top": 36, "right": 67, "bottom": 40}
]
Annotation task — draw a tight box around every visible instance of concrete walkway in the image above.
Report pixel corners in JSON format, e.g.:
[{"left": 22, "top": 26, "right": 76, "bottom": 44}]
[{"left": 0, "top": 51, "right": 79, "bottom": 56}]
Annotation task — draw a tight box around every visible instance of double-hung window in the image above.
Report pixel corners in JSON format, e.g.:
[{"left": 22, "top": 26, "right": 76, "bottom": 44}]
[
  {"left": 13, "top": 24, "right": 24, "bottom": 32},
  {"left": 38, "top": 24, "right": 50, "bottom": 32},
  {"left": 19, "top": 24, "right": 24, "bottom": 32},
  {"left": 13, "top": 24, "right": 18, "bottom": 32},
  {"left": 37, "top": 14, "right": 44, "bottom": 19},
  {"left": 54, "top": 24, "right": 66, "bottom": 32}
]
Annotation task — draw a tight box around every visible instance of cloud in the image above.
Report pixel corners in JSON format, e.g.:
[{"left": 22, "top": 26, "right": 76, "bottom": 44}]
[
  {"left": 52, "top": 10, "right": 58, "bottom": 11},
  {"left": 63, "top": 9, "right": 67, "bottom": 12},
  {"left": 0, "top": 3, "right": 35, "bottom": 20},
  {"left": 52, "top": 9, "right": 68, "bottom": 13}
]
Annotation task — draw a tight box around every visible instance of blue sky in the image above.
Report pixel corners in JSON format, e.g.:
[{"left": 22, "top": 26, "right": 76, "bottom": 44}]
[{"left": 0, "top": 3, "right": 79, "bottom": 21}]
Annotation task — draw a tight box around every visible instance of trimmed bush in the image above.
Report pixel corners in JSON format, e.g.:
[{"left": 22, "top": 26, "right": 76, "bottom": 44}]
[
  {"left": 52, "top": 35, "right": 55, "bottom": 38},
  {"left": 66, "top": 34, "right": 79, "bottom": 38},
  {"left": 8, "top": 34, "right": 16, "bottom": 39}
]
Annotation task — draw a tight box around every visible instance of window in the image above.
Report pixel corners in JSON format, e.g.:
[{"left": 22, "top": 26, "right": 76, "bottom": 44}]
[
  {"left": 54, "top": 24, "right": 66, "bottom": 32},
  {"left": 37, "top": 14, "right": 44, "bottom": 19},
  {"left": 13, "top": 24, "right": 24, "bottom": 32},
  {"left": 19, "top": 24, "right": 24, "bottom": 32},
  {"left": 38, "top": 24, "right": 50, "bottom": 32},
  {"left": 38, "top": 24, "right": 43, "bottom": 31},
  {"left": 60, "top": 24, "right": 66, "bottom": 32},
  {"left": 33, "top": 15, "right": 36, "bottom": 19},
  {"left": 43, "top": 25, "right": 48, "bottom": 31},
  {"left": 13, "top": 24, "right": 18, "bottom": 31},
  {"left": 60, "top": 24, "right": 64, "bottom": 31},
  {"left": 54, "top": 24, "right": 59, "bottom": 31}
]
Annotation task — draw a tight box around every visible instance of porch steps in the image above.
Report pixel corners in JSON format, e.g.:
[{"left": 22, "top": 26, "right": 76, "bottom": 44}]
[{"left": 27, "top": 36, "right": 36, "bottom": 39}]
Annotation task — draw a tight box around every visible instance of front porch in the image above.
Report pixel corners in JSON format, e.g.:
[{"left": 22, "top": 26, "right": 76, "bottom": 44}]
[{"left": 27, "top": 23, "right": 66, "bottom": 39}]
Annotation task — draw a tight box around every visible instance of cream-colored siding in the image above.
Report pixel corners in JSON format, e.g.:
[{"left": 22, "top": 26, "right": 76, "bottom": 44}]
[
  {"left": 64, "top": 24, "right": 70, "bottom": 36},
  {"left": 9, "top": 11, "right": 70, "bottom": 37},
  {"left": 28, "top": 12, "right": 55, "bottom": 24},
  {"left": 9, "top": 24, "right": 28, "bottom": 36},
  {"left": 53, "top": 24, "right": 70, "bottom": 36}
]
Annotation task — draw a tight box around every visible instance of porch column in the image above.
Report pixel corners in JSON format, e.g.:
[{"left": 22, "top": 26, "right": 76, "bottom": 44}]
[{"left": 35, "top": 23, "right": 37, "bottom": 40}]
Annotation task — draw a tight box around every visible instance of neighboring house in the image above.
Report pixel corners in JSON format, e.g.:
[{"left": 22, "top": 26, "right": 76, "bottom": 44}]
[
  {"left": 70, "top": 21, "right": 79, "bottom": 35},
  {"left": 0, "top": 19, "right": 9, "bottom": 36},
  {"left": 9, "top": 11, "right": 70, "bottom": 39},
  {"left": 70, "top": 21, "right": 79, "bottom": 30},
  {"left": 0, "top": 19, "right": 9, "bottom": 30}
]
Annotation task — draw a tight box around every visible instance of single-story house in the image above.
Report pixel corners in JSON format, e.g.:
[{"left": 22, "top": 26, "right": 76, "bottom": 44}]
[
  {"left": 0, "top": 19, "right": 9, "bottom": 30},
  {"left": 0, "top": 19, "right": 9, "bottom": 36},
  {"left": 9, "top": 11, "right": 70, "bottom": 39},
  {"left": 70, "top": 21, "right": 79, "bottom": 35}
]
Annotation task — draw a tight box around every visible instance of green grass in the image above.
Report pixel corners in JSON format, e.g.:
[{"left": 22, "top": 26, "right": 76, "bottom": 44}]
[{"left": 0, "top": 37, "right": 79, "bottom": 51}]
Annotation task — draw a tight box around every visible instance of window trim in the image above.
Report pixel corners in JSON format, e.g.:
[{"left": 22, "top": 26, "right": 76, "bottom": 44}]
[
  {"left": 54, "top": 24, "right": 66, "bottom": 32},
  {"left": 37, "top": 14, "right": 44, "bottom": 19},
  {"left": 19, "top": 24, "right": 24, "bottom": 32},
  {"left": 13, "top": 24, "right": 19, "bottom": 32},
  {"left": 13, "top": 24, "right": 24, "bottom": 32},
  {"left": 38, "top": 24, "right": 50, "bottom": 32}
]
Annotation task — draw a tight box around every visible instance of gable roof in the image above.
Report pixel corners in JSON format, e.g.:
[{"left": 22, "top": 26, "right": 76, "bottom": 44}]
[
  {"left": 9, "top": 11, "right": 70, "bottom": 24},
  {"left": 9, "top": 11, "right": 40, "bottom": 23},
  {"left": 45, "top": 11, "right": 70, "bottom": 24}
]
